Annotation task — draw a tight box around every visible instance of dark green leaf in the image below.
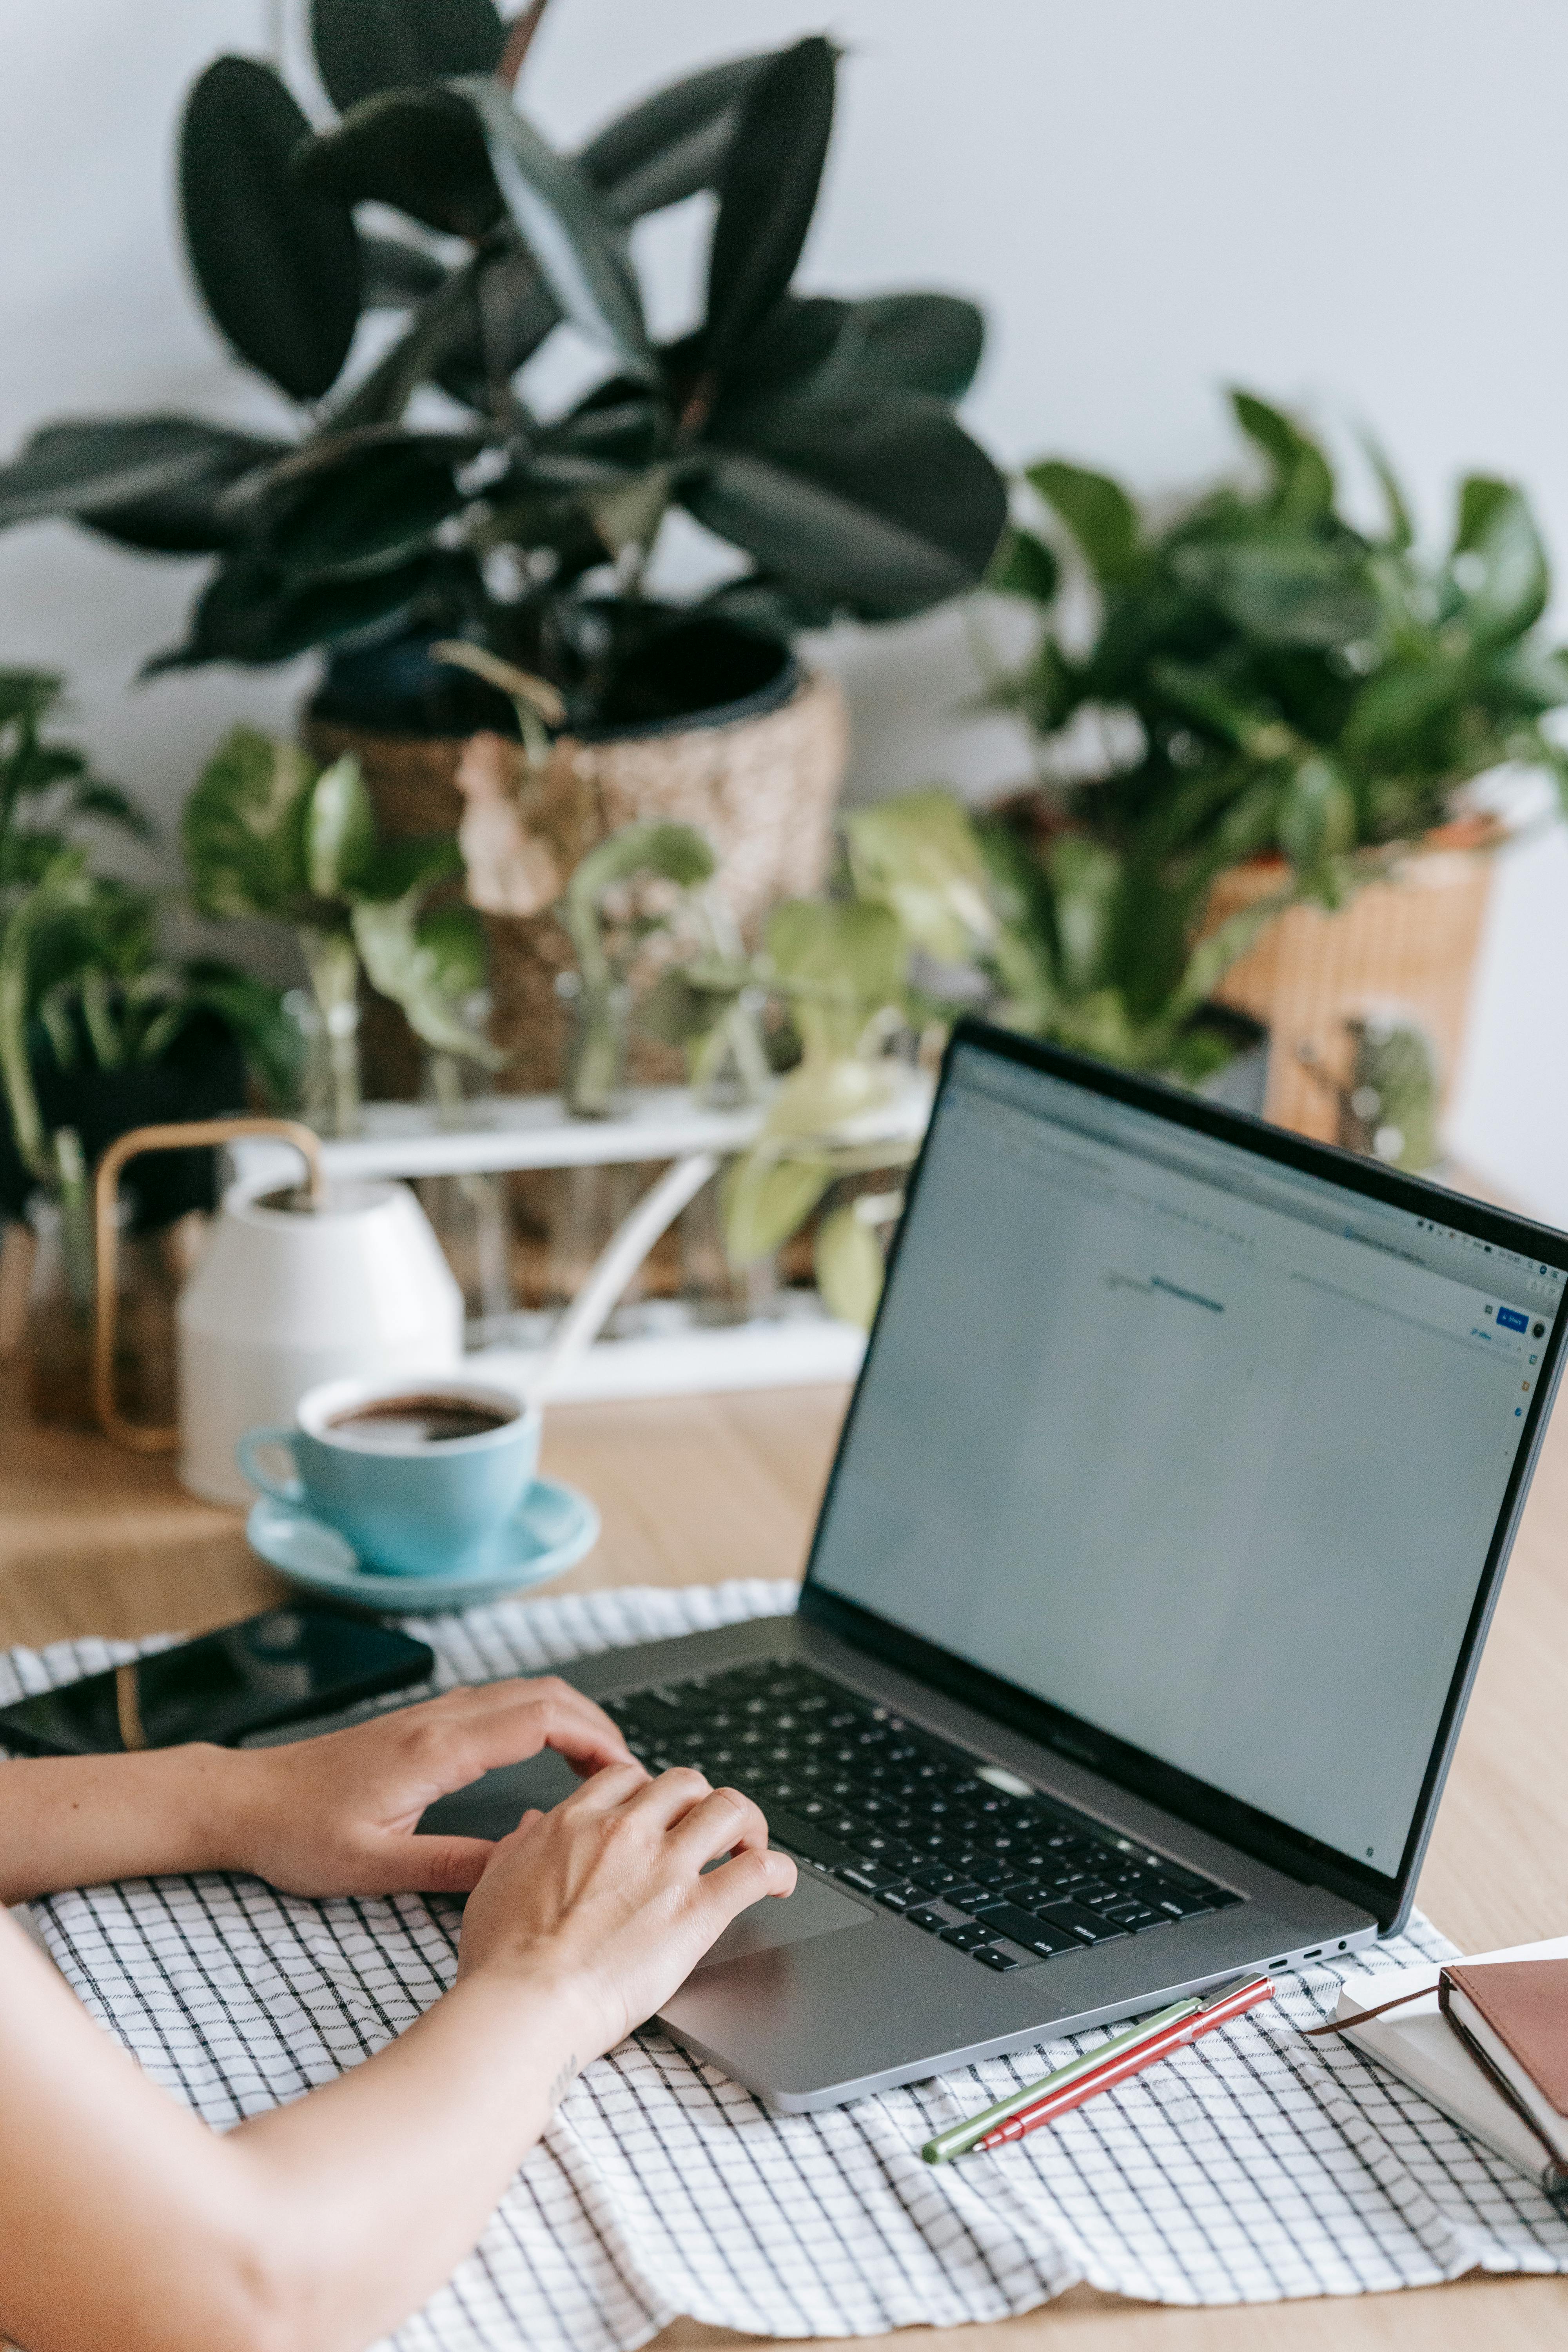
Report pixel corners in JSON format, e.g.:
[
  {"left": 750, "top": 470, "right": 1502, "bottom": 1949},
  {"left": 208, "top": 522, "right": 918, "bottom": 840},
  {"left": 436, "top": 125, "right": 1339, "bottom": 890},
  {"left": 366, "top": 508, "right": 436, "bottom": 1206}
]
[
  {"left": 1278, "top": 755, "right": 1357, "bottom": 870},
  {"left": 69, "top": 782, "right": 155, "bottom": 842},
  {"left": 0, "top": 416, "right": 285, "bottom": 538},
  {"left": 353, "top": 833, "right": 464, "bottom": 901},
  {"left": 1340, "top": 658, "right": 1470, "bottom": 764},
  {"left": 463, "top": 81, "right": 653, "bottom": 380},
  {"left": 253, "top": 433, "right": 471, "bottom": 579},
  {"left": 1229, "top": 388, "right": 1334, "bottom": 522},
  {"left": 814, "top": 294, "right": 984, "bottom": 403},
  {"left": 703, "top": 38, "right": 836, "bottom": 377},
  {"left": 360, "top": 233, "right": 449, "bottom": 307},
  {"left": 1027, "top": 461, "right": 1139, "bottom": 583},
  {"left": 692, "top": 388, "right": 1008, "bottom": 620},
  {"left": 713, "top": 298, "right": 844, "bottom": 392},
  {"left": 181, "top": 58, "right": 362, "bottom": 401},
  {"left": 1450, "top": 475, "right": 1548, "bottom": 643},
  {"left": 148, "top": 549, "right": 445, "bottom": 670},
  {"left": 171, "top": 960, "right": 300, "bottom": 1107},
  {"left": 293, "top": 88, "right": 503, "bottom": 238},
  {"left": 310, "top": 0, "right": 506, "bottom": 115},
  {"left": 989, "top": 526, "right": 1059, "bottom": 606},
  {"left": 0, "top": 671, "right": 62, "bottom": 727},
  {"left": 1169, "top": 539, "right": 1379, "bottom": 647},
  {"left": 580, "top": 50, "right": 777, "bottom": 221}
]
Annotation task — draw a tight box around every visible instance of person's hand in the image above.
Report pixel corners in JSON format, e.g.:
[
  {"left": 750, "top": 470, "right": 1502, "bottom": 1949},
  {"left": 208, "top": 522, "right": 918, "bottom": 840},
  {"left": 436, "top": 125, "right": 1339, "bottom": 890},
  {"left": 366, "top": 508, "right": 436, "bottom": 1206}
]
[
  {"left": 225, "top": 1679, "right": 635, "bottom": 1898},
  {"left": 456, "top": 1764, "right": 798, "bottom": 2056}
]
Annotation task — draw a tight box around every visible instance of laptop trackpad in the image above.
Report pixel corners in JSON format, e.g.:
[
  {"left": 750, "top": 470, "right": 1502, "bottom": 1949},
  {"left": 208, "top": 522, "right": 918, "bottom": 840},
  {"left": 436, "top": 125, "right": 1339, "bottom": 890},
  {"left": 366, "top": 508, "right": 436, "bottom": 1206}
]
[{"left": 687, "top": 1868, "right": 874, "bottom": 1975}]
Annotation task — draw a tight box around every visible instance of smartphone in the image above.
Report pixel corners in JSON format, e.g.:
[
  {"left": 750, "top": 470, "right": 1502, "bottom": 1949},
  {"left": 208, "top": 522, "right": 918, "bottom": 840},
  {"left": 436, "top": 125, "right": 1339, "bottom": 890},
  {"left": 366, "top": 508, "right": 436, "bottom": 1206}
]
[{"left": 0, "top": 1607, "right": 436, "bottom": 1757}]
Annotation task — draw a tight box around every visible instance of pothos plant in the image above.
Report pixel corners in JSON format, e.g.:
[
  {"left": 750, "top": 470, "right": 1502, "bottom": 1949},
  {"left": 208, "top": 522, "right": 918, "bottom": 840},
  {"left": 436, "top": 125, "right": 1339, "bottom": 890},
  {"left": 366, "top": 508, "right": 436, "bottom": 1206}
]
[
  {"left": 182, "top": 728, "right": 499, "bottom": 1135},
  {"left": 0, "top": 7, "right": 1007, "bottom": 721},
  {"left": 991, "top": 390, "right": 1568, "bottom": 943},
  {"left": 678, "top": 787, "right": 1286, "bottom": 1327}
]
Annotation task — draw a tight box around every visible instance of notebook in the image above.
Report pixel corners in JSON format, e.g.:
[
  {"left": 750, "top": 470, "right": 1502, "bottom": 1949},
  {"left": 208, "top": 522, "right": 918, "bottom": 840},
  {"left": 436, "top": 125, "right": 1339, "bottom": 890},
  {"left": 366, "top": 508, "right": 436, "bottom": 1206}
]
[
  {"left": 1334, "top": 1935, "right": 1568, "bottom": 2197},
  {"left": 1443, "top": 1960, "right": 1568, "bottom": 2166}
]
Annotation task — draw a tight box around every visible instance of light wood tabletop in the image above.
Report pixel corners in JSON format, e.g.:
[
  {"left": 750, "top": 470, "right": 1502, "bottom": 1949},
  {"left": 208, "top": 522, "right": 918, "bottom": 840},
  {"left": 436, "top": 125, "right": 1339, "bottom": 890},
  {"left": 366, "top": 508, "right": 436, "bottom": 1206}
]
[{"left": 2, "top": 1376, "right": 1566, "bottom": 2349}]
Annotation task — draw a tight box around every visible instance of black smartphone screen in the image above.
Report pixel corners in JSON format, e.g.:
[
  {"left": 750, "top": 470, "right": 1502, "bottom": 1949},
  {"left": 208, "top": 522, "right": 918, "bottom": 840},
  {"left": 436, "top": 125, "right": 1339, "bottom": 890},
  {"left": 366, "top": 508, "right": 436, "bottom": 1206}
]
[{"left": 0, "top": 1608, "right": 436, "bottom": 1756}]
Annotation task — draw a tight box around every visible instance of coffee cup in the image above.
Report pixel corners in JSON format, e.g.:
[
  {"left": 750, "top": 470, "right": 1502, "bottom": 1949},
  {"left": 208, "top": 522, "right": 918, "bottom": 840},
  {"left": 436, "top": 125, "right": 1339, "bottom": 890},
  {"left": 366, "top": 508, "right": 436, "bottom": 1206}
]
[{"left": 237, "top": 1374, "right": 540, "bottom": 1576}]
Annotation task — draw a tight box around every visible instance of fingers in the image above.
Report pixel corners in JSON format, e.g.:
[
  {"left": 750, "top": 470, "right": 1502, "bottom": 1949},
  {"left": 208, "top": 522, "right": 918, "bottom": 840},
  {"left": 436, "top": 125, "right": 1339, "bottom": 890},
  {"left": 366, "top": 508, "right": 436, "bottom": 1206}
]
[
  {"left": 695, "top": 1844, "right": 799, "bottom": 1935},
  {"left": 668, "top": 1784, "right": 771, "bottom": 1866},
  {"left": 392, "top": 1679, "right": 636, "bottom": 1796}
]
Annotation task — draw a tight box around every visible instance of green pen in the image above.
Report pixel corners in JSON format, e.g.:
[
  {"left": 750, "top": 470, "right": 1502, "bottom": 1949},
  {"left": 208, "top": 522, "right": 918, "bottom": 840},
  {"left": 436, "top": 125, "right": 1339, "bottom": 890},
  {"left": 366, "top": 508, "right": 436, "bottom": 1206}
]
[{"left": 921, "top": 1995, "right": 1203, "bottom": 2166}]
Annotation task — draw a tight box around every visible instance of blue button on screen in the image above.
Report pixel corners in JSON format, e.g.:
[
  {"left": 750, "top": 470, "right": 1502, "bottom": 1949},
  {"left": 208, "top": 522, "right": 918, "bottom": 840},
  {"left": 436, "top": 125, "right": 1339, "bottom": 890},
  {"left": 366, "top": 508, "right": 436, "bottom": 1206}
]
[{"left": 1497, "top": 1306, "right": 1528, "bottom": 1334}]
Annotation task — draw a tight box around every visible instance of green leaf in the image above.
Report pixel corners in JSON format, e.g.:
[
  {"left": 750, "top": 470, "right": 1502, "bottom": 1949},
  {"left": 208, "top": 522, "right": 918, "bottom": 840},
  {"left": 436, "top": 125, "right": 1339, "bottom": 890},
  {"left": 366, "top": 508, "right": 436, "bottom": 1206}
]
[
  {"left": 1341, "top": 658, "right": 1468, "bottom": 764},
  {"left": 988, "top": 525, "right": 1059, "bottom": 606},
  {"left": 766, "top": 897, "right": 903, "bottom": 1056},
  {"left": 352, "top": 894, "right": 501, "bottom": 1064},
  {"left": 1148, "top": 659, "right": 1296, "bottom": 757},
  {"left": 253, "top": 433, "right": 471, "bottom": 580},
  {"left": 813, "top": 293, "right": 984, "bottom": 403},
  {"left": 294, "top": 88, "right": 504, "bottom": 240},
  {"left": 580, "top": 50, "right": 777, "bottom": 222},
  {"left": 353, "top": 832, "right": 464, "bottom": 903},
  {"left": 1026, "top": 461, "right": 1139, "bottom": 583},
  {"left": 0, "top": 670, "right": 62, "bottom": 728},
  {"left": 148, "top": 548, "right": 446, "bottom": 670},
  {"left": 722, "top": 1150, "right": 834, "bottom": 1266},
  {"left": 360, "top": 233, "right": 449, "bottom": 307},
  {"left": 842, "top": 790, "right": 994, "bottom": 963},
  {"left": 1045, "top": 836, "right": 1123, "bottom": 996},
  {"left": 180, "top": 58, "right": 362, "bottom": 402},
  {"left": 814, "top": 1200, "right": 885, "bottom": 1328},
  {"left": 1169, "top": 538, "right": 1379, "bottom": 648},
  {"left": 1450, "top": 475, "right": 1549, "bottom": 644},
  {"left": 0, "top": 416, "right": 286, "bottom": 538},
  {"left": 170, "top": 959, "right": 301, "bottom": 1107},
  {"left": 310, "top": 0, "right": 506, "bottom": 114},
  {"left": 702, "top": 38, "right": 836, "bottom": 377},
  {"left": 1278, "top": 755, "right": 1357, "bottom": 871},
  {"left": 692, "top": 388, "right": 1008, "bottom": 620},
  {"left": 1361, "top": 431, "right": 1414, "bottom": 553},
  {"left": 305, "top": 755, "right": 378, "bottom": 899},
  {"left": 180, "top": 728, "right": 314, "bottom": 921},
  {"left": 463, "top": 80, "right": 655, "bottom": 381},
  {"left": 1229, "top": 389, "right": 1334, "bottom": 523}
]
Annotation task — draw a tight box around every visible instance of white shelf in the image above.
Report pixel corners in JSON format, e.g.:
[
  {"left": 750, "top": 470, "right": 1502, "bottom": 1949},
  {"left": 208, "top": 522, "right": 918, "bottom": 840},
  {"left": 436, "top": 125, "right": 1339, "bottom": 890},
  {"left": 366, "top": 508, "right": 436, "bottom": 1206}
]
[
  {"left": 470, "top": 1311, "right": 866, "bottom": 1402},
  {"left": 314, "top": 1087, "right": 766, "bottom": 1180}
]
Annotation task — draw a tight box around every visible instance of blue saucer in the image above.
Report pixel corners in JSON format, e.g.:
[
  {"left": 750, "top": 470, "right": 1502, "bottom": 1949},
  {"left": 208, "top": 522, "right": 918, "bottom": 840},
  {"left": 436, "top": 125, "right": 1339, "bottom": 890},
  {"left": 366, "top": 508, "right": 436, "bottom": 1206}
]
[{"left": 245, "top": 1475, "right": 600, "bottom": 1612}]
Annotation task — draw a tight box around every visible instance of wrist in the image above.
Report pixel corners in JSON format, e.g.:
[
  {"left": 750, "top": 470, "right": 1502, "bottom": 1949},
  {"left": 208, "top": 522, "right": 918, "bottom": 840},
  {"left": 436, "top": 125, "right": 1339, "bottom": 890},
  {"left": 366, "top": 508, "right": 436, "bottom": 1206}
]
[
  {"left": 153, "top": 1742, "right": 276, "bottom": 1877},
  {"left": 456, "top": 1940, "right": 621, "bottom": 2061}
]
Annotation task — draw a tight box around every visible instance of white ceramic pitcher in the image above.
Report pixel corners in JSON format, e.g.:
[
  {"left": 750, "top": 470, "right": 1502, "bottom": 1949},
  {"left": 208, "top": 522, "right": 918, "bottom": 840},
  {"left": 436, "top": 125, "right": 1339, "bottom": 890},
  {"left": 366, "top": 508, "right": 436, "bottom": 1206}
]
[{"left": 94, "top": 1118, "right": 462, "bottom": 1504}]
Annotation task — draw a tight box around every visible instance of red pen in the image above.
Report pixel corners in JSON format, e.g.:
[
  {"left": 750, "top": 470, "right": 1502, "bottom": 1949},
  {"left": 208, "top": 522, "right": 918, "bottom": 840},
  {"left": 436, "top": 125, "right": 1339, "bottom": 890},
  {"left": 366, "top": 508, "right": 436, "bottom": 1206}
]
[{"left": 971, "top": 1971, "right": 1275, "bottom": 2154}]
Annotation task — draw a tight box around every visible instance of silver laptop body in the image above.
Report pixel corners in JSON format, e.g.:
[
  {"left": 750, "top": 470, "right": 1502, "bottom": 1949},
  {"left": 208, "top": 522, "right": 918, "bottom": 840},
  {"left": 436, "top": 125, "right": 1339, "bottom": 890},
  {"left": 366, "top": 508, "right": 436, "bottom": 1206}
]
[{"left": 423, "top": 1021, "right": 1568, "bottom": 2111}]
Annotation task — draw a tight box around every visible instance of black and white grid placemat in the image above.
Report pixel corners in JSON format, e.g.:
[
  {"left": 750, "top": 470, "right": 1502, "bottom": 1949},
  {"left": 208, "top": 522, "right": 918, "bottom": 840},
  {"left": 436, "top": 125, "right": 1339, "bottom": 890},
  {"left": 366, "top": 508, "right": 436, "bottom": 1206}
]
[{"left": 9, "top": 1580, "right": 1568, "bottom": 2347}]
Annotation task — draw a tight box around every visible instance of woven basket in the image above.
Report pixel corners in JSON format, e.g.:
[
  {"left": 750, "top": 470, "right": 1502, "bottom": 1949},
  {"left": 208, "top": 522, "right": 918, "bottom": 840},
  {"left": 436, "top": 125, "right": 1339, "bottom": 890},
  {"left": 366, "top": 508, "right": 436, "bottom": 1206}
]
[
  {"left": 1198, "top": 830, "right": 1497, "bottom": 1143},
  {"left": 305, "top": 664, "right": 849, "bottom": 1096}
]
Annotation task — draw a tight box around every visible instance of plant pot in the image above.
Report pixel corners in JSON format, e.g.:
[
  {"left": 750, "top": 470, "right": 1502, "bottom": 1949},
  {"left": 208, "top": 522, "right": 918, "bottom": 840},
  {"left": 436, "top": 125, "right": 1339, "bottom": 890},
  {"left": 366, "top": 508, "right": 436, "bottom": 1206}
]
[
  {"left": 1197, "top": 820, "right": 1499, "bottom": 1145},
  {"left": 303, "top": 628, "right": 849, "bottom": 1100}
]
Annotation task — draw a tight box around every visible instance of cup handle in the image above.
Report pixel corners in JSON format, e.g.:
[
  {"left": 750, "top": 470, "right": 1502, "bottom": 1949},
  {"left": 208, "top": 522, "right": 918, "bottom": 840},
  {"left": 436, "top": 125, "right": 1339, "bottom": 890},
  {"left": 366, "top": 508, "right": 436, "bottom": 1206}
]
[{"left": 236, "top": 1426, "right": 305, "bottom": 1505}]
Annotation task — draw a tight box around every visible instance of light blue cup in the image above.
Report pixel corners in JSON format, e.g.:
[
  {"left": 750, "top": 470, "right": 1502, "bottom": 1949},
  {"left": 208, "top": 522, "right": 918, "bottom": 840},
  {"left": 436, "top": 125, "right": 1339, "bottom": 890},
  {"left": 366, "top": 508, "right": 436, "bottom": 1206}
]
[{"left": 237, "top": 1374, "right": 540, "bottom": 1577}]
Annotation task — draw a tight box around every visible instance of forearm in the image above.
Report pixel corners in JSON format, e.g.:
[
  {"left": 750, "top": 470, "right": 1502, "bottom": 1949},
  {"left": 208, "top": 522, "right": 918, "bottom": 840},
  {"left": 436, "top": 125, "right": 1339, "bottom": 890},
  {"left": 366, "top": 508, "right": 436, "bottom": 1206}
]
[
  {"left": 0, "top": 1748, "right": 257, "bottom": 1900},
  {"left": 231, "top": 1962, "right": 591, "bottom": 2348},
  {"left": 0, "top": 1908, "right": 593, "bottom": 2352}
]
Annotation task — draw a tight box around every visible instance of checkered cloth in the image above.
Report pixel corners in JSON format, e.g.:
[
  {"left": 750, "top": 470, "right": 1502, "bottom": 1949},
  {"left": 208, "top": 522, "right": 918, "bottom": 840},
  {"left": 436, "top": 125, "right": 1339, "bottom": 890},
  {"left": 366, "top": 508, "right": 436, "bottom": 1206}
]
[{"left": 9, "top": 1581, "right": 1568, "bottom": 2347}]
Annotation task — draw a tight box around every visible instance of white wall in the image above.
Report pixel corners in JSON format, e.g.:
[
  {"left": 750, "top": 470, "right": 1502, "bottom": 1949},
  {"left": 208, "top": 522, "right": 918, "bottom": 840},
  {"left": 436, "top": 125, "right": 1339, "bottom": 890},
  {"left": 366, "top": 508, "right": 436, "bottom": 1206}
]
[{"left": 3, "top": 3, "right": 1567, "bottom": 1209}]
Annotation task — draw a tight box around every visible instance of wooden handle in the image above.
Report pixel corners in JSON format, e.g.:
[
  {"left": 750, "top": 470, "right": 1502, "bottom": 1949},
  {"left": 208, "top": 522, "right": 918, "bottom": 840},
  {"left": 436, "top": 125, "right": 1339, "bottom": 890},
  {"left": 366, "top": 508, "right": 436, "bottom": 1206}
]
[{"left": 93, "top": 1118, "right": 326, "bottom": 1453}]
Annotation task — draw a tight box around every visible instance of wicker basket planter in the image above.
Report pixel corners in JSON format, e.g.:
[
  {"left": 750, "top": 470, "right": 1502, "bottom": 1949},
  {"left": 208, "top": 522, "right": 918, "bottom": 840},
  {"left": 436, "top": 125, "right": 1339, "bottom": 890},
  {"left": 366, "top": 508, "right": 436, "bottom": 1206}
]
[
  {"left": 305, "top": 663, "right": 849, "bottom": 1099},
  {"left": 1198, "top": 822, "right": 1499, "bottom": 1144}
]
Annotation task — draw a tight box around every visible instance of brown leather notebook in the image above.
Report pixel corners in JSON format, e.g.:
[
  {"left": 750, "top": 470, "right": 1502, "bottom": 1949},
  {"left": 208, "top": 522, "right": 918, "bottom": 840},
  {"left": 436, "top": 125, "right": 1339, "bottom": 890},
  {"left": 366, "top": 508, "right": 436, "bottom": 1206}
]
[{"left": 1439, "top": 1961, "right": 1568, "bottom": 2168}]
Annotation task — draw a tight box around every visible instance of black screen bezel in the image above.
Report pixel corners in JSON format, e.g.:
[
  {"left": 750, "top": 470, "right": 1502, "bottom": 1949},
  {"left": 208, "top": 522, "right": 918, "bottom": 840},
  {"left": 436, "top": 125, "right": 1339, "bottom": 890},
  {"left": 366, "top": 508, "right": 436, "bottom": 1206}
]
[{"left": 800, "top": 1018, "right": 1568, "bottom": 1933}]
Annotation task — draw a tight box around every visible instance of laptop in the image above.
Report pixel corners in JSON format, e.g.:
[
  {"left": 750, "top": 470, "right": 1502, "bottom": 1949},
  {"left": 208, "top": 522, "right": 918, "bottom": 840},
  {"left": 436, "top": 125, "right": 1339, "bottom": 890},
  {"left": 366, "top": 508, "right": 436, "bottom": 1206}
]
[{"left": 421, "top": 1018, "right": 1568, "bottom": 2112}]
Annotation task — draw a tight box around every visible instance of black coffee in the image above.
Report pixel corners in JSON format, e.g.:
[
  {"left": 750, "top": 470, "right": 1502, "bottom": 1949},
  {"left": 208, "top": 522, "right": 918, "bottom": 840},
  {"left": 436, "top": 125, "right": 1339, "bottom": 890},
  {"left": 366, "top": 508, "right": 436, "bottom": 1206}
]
[{"left": 328, "top": 1395, "right": 516, "bottom": 1449}]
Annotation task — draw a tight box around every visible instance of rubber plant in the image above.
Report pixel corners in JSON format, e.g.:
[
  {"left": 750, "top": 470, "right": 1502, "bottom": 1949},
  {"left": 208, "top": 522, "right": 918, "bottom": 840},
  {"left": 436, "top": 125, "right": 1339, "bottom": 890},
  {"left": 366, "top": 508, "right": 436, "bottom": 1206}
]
[
  {"left": 0, "top": 5, "right": 1007, "bottom": 722},
  {"left": 182, "top": 728, "right": 499, "bottom": 1135},
  {"left": 991, "top": 390, "right": 1568, "bottom": 911}
]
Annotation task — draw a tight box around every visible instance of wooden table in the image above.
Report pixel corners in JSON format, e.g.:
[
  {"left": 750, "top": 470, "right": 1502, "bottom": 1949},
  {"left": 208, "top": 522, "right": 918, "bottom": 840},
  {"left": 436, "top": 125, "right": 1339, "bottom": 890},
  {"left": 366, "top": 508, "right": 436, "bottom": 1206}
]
[{"left": 3, "top": 1379, "right": 1567, "bottom": 2348}]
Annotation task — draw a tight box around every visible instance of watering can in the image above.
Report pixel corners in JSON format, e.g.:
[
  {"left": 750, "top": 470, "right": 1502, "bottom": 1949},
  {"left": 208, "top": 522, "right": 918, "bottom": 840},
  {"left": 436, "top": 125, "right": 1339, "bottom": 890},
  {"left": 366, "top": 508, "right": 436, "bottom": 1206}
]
[{"left": 94, "top": 1118, "right": 462, "bottom": 1504}]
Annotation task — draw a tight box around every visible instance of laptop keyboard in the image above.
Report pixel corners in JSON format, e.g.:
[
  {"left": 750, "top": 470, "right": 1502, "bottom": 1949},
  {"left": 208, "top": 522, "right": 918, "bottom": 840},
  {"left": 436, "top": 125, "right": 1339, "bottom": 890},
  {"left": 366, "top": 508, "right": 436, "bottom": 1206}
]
[{"left": 601, "top": 1657, "right": 1241, "bottom": 1974}]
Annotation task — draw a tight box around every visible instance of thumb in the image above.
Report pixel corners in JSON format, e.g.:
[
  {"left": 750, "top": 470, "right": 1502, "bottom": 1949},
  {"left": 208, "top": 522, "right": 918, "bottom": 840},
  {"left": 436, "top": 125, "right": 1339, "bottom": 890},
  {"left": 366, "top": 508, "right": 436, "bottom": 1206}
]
[{"left": 383, "top": 1834, "right": 496, "bottom": 1895}]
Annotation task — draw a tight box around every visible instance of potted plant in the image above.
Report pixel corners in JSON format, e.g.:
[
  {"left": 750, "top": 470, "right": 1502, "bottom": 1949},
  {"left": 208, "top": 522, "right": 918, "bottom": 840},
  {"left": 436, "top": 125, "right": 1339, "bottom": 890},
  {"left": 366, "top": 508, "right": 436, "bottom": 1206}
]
[
  {"left": 181, "top": 727, "right": 500, "bottom": 1136},
  {"left": 0, "top": 7, "right": 1007, "bottom": 1093},
  {"left": 0, "top": 673, "right": 294, "bottom": 1420},
  {"left": 989, "top": 390, "right": 1568, "bottom": 1137}
]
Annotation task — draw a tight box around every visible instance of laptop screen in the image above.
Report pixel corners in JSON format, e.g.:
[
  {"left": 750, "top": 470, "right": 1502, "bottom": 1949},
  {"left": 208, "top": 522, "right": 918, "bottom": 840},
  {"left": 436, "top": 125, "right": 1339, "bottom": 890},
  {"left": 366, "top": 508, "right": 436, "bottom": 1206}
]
[{"left": 807, "top": 1034, "right": 1564, "bottom": 1880}]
